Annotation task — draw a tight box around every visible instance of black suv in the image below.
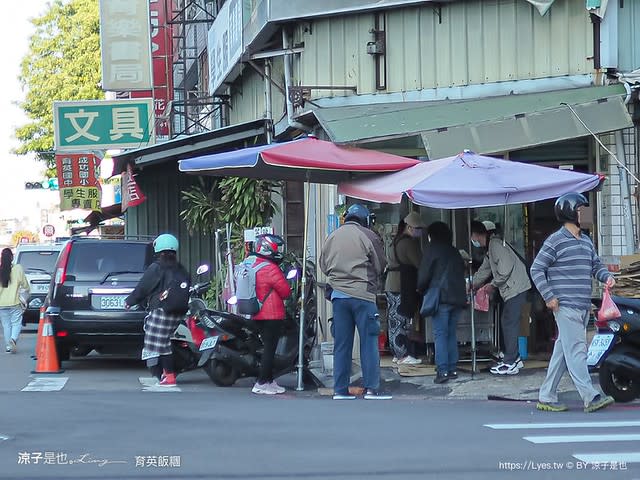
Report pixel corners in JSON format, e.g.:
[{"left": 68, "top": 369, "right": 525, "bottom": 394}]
[{"left": 46, "top": 237, "right": 154, "bottom": 362}]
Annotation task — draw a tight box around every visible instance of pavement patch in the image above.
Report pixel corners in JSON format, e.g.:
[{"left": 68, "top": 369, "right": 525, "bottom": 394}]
[{"left": 21, "top": 377, "right": 68, "bottom": 392}]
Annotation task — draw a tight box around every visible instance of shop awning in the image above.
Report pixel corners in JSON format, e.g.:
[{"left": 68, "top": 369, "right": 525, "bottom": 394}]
[
  {"left": 313, "top": 85, "right": 633, "bottom": 159},
  {"left": 111, "top": 119, "right": 269, "bottom": 175}
]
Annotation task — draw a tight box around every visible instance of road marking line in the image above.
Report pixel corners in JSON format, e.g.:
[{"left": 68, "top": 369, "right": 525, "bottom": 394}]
[
  {"left": 139, "top": 377, "right": 181, "bottom": 392},
  {"left": 21, "top": 377, "right": 68, "bottom": 392},
  {"left": 573, "top": 452, "right": 640, "bottom": 464},
  {"left": 524, "top": 434, "right": 640, "bottom": 444},
  {"left": 485, "top": 421, "right": 640, "bottom": 430},
  {"left": 0, "top": 434, "right": 9, "bottom": 441}
]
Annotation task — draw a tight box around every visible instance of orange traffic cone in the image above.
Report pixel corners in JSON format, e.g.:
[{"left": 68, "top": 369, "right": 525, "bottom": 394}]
[
  {"left": 31, "top": 306, "right": 46, "bottom": 360},
  {"left": 31, "top": 315, "right": 64, "bottom": 374}
]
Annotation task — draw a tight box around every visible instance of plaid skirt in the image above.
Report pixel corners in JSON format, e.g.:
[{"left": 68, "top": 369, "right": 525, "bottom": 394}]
[{"left": 141, "top": 308, "right": 183, "bottom": 364}]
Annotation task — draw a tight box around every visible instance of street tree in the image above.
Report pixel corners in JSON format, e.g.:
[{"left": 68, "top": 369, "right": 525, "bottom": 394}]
[{"left": 14, "top": 0, "right": 102, "bottom": 172}]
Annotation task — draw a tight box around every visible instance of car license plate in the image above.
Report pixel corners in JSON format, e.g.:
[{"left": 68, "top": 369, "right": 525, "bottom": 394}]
[
  {"left": 98, "top": 295, "right": 127, "bottom": 310},
  {"left": 32, "top": 284, "right": 49, "bottom": 293},
  {"left": 199, "top": 336, "right": 219, "bottom": 351},
  {"left": 587, "top": 333, "right": 614, "bottom": 366}
]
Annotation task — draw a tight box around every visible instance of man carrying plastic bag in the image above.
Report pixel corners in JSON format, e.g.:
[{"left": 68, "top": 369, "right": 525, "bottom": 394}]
[{"left": 531, "top": 192, "right": 616, "bottom": 413}]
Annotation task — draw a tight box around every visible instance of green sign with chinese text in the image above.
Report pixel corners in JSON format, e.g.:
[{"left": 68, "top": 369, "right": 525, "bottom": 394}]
[{"left": 54, "top": 99, "right": 155, "bottom": 151}]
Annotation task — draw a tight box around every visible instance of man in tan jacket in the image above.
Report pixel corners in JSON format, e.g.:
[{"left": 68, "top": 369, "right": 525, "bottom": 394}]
[
  {"left": 471, "top": 221, "right": 531, "bottom": 375},
  {"left": 320, "top": 204, "right": 389, "bottom": 400}
]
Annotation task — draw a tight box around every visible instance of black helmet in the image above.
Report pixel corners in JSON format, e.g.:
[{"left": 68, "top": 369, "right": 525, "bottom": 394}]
[
  {"left": 255, "top": 234, "right": 285, "bottom": 263},
  {"left": 344, "top": 204, "right": 371, "bottom": 227},
  {"left": 554, "top": 192, "right": 589, "bottom": 224}
]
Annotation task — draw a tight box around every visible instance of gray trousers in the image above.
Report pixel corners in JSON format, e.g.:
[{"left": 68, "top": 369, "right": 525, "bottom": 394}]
[
  {"left": 501, "top": 291, "right": 527, "bottom": 364},
  {"left": 538, "top": 306, "right": 600, "bottom": 406}
]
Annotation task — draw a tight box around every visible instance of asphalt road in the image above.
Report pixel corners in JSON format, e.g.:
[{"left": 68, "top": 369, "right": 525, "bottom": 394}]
[{"left": 1, "top": 330, "right": 640, "bottom": 480}]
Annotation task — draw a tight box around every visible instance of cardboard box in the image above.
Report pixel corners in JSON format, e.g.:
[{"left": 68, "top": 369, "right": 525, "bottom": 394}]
[{"left": 620, "top": 254, "right": 640, "bottom": 270}]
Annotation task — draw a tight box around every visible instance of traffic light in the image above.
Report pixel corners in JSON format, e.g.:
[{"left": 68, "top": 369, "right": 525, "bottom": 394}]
[
  {"left": 24, "top": 179, "right": 59, "bottom": 190},
  {"left": 24, "top": 181, "right": 47, "bottom": 190}
]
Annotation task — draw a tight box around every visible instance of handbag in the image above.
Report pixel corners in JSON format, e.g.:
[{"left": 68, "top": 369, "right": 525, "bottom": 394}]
[{"left": 419, "top": 264, "right": 450, "bottom": 318}]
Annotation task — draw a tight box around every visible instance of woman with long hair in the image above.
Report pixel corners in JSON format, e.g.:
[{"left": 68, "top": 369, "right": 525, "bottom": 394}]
[
  {"left": 384, "top": 212, "right": 426, "bottom": 365},
  {"left": 0, "top": 248, "right": 29, "bottom": 353}
]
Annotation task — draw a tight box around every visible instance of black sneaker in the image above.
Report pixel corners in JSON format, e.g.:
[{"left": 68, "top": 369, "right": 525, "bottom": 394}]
[
  {"left": 434, "top": 373, "right": 449, "bottom": 384},
  {"left": 448, "top": 371, "right": 458, "bottom": 379},
  {"left": 364, "top": 389, "right": 392, "bottom": 400},
  {"left": 332, "top": 391, "right": 356, "bottom": 400}
]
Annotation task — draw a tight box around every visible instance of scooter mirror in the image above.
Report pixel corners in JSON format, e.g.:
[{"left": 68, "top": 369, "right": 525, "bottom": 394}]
[
  {"left": 227, "top": 295, "right": 238, "bottom": 305},
  {"left": 196, "top": 264, "right": 210, "bottom": 276},
  {"left": 286, "top": 269, "right": 298, "bottom": 280}
]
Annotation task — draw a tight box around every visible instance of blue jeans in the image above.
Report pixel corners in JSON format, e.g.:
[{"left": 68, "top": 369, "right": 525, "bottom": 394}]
[
  {"left": 332, "top": 297, "right": 381, "bottom": 394},
  {"left": 432, "top": 304, "right": 462, "bottom": 375},
  {"left": 0, "top": 306, "right": 22, "bottom": 346}
]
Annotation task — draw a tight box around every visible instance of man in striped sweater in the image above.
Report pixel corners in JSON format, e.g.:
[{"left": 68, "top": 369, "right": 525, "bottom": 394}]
[{"left": 530, "top": 192, "right": 615, "bottom": 413}]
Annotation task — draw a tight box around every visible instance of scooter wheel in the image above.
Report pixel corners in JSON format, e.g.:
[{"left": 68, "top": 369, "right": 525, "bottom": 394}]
[
  {"left": 599, "top": 362, "right": 640, "bottom": 403},
  {"left": 204, "top": 359, "right": 239, "bottom": 387}
]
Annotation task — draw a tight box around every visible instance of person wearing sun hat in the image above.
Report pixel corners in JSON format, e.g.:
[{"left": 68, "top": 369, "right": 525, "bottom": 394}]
[{"left": 384, "top": 211, "right": 426, "bottom": 366}]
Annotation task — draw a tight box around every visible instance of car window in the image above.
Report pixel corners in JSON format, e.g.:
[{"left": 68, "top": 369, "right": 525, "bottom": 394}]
[
  {"left": 66, "top": 243, "right": 151, "bottom": 282},
  {"left": 17, "top": 251, "right": 60, "bottom": 274}
]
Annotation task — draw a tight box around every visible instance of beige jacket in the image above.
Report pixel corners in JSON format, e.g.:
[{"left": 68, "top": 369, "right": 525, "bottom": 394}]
[
  {"left": 0, "top": 264, "right": 29, "bottom": 307},
  {"left": 473, "top": 236, "right": 531, "bottom": 301},
  {"left": 320, "top": 222, "right": 387, "bottom": 303}
]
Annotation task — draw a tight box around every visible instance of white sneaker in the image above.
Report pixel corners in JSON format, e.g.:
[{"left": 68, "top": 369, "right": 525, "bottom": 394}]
[
  {"left": 398, "top": 355, "right": 422, "bottom": 365},
  {"left": 391, "top": 357, "right": 399, "bottom": 364},
  {"left": 252, "top": 382, "right": 276, "bottom": 395},
  {"left": 268, "top": 381, "right": 285, "bottom": 394},
  {"left": 490, "top": 361, "right": 521, "bottom": 375}
]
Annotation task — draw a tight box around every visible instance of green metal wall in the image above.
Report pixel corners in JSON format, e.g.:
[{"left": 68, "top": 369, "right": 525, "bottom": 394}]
[
  {"left": 619, "top": 0, "right": 640, "bottom": 72},
  {"left": 124, "top": 163, "right": 217, "bottom": 276}
]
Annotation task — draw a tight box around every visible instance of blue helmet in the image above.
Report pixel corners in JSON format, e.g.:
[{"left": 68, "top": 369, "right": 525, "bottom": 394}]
[
  {"left": 344, "top": 204, "right": 371, "bottom": 227},
  {"left": 153, "top": 233, "right": 179, "bottom": 253}
]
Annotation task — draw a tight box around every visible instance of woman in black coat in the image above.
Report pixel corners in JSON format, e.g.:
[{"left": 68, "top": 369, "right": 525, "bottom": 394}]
[{"left": 417, "top": 222, "right": 467, "bottom": 384}]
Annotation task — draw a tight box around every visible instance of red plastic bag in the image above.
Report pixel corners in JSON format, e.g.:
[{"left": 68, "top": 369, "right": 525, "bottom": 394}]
[
  {"left": 598, "top": 287, "right": 621, "bottom": 322},
  {"left": 474, "top": 285, "right": 491, "bottom": 312}
]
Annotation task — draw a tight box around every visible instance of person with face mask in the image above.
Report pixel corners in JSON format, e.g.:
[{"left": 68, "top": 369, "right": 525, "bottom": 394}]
[
  {"left": 384, "top": 212, "right": 426, "bottom": 365},
  {"left": 531, "top": 193, "right": 615, "bottom": 413},
  {"left": 470, "top": 220, "right": 531, "bottom": 375}
]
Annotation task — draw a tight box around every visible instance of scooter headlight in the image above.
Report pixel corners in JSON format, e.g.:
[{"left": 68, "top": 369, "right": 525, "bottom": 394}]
[{"left": 607, "top": 321, "right": 621, "bottom": 332}]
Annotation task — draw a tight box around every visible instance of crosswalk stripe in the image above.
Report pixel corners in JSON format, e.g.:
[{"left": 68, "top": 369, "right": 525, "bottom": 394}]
[
  {"left": 485, "top": 421, "right": 640, "bottom": 430},
  {"left": 21, "top": 377, "right": 68, "bottom": 392},
  {"left": 573, "top": 453, "right": 640, "bottom": 464},
  {"left": 524, "top": 434, "right": 640, "bottom": 444},
  {"left": 139, "top": 377, "right": 181, "bottom": 392}
]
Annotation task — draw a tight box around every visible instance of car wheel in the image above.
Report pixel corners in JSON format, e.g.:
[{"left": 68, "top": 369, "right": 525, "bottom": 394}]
[
  {"left": 56, "top": 344, "right": 70, "bottom": 362},
  {"left": 204, "top": 359, "right": 239, "bottom": 387},
  {"left": 599, "top": 361, "right": 640, "bottom": 403}
]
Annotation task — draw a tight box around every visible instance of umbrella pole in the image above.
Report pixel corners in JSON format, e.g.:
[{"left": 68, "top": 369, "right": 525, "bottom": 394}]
[
  {"left": 468, "top": 210, "right": 477, "bottom": 378},
  {"left": 296, "top": 177, "right": 311, "bottom": 391}
]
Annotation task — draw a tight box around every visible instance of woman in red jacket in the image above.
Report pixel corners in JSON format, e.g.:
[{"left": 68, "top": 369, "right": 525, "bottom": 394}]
[{"left": 251, "top": 234, "right": 291, "bottom": 395}]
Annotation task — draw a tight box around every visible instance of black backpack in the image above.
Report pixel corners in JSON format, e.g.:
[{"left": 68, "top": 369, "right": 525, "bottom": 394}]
[{"left": 157, "top": 265, "right": 191, "bottom": 315}]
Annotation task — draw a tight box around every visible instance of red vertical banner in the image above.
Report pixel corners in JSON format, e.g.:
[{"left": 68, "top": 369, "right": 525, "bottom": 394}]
[
  {"left": 55, "top": 153, "right": 102, "bottom": 211},
  {"left": 121, "top": 164, "right": 146, "bottom": 211},
  {"left": 131, "top": 0, "right": 173, "bottom": 139}
]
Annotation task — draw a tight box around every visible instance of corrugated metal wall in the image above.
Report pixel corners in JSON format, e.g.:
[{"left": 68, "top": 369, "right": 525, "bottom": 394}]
[
  {"left": 125, "top": 163, "right": 216, "bottom": 275},
  {"left": 296, "top": 0, "right": 593, "bottom": 97},
  {"left": 229, "top": 58, "right": 286, "bottom": 125},
  {"left": 618, "top": 0, "right": 640, "bottom": 72}
]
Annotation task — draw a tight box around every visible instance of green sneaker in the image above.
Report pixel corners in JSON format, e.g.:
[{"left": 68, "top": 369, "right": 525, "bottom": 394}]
[
  {"left": 536, "top": 401, "right": 569, "bottom": 412},
  {"left": 584, "top": 395, "right": 614, "bottom": 413}
]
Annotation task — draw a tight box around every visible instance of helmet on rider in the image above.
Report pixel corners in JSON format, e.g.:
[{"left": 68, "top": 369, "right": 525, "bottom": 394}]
[
  {"left": 344, "top": 204, "right": 371, "bottom": 227},
  {"left": 255, "top": 234, "right": 285, "bottom": 263},
  {"left": 554, "top": 192, "right": 589, "bottom": 225},
  {"left": 153, "top": 233, "right": 179, "bottom": 253}
]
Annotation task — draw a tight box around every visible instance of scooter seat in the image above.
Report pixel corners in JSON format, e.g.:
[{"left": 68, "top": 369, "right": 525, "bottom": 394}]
[{"left": 611, "top": 295, "right": 640, "bottom": 312}]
